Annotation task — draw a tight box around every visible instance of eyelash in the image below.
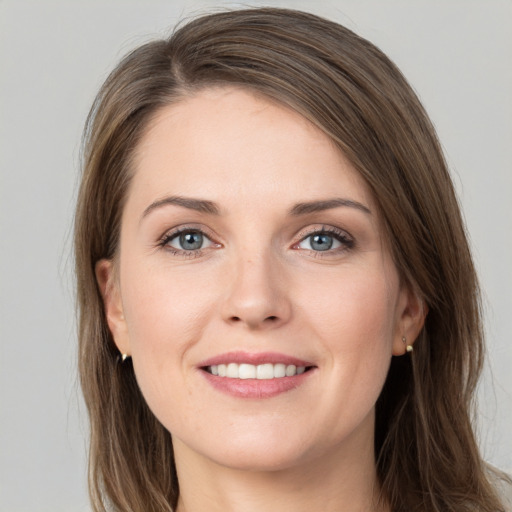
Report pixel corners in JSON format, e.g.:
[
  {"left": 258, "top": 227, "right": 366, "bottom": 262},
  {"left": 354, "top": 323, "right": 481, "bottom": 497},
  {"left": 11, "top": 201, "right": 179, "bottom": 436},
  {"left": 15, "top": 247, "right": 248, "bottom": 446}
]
[
  {"left": 157, "top": 226, "right": 217, "bottom": 259},
  {"left": 157, "top": 225, "right": 355, "bottom": 258},
  {"left": 293, "top": 226, "right": 355, "bottom": 257}
]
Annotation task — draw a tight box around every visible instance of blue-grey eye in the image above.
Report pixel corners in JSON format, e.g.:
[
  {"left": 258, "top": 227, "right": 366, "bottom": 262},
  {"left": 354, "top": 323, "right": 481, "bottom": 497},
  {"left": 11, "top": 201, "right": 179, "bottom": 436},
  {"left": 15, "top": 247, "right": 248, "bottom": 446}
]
[
  {"left": 310, "top": 234, "right": 333, "bottom": 251},
  {"left": 167, "top": 230, "right": 212, "bottom": 251},
  {"left": 298, "top": 232, "right": 344, "bottom": 252},
  {"left": 179, "top": 231, "right": 203, "bottom": 250}
]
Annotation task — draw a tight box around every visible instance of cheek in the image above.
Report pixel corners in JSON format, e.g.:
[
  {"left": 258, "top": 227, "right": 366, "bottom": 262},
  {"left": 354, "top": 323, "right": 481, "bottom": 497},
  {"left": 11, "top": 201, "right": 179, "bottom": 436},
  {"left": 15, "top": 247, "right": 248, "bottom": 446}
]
[
  {"left": 121, "top": 259, "right": 217, "bottom": 348},
  {"left": 119, "top": 261, "right": 220, "bottom": 413},
  {"left": 297, "top": 264, "right": 398, "bottom": 407},
  {"left": 299, "top": 264, "right": 398, "bottom": 350}
]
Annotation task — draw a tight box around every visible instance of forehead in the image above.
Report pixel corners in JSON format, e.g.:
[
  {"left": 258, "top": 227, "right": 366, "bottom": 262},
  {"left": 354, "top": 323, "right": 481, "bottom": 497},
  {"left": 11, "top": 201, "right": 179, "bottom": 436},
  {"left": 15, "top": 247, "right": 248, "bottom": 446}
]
[{"left": 128, "top": 86, "right": 375, "bottom": 213}]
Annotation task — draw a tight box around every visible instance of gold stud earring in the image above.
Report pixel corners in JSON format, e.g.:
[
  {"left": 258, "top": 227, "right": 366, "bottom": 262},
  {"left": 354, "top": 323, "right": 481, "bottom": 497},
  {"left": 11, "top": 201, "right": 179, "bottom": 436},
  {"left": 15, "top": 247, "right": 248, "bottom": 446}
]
[
  {"left": 402, "top": 336, "right": 413, "bottom": 353},
  {"left": 121, "top": 353, "right": 130, "bottom": 362}
]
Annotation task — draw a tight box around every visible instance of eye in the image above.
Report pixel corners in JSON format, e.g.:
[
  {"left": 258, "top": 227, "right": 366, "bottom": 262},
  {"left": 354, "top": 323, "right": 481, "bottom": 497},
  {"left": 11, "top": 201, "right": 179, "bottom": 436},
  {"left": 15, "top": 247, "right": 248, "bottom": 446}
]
[
  {"left": 300, "top": 233, "right": 339, "bottom": 251},
  {"left": 295, "top": 227, "right": 354, "bottom": 253},
  {"left": 162, "top": 229, "right": 215, "bottom": 253},
  {"left": 298, "top": 233, "right": 341, "bottom": 252}
]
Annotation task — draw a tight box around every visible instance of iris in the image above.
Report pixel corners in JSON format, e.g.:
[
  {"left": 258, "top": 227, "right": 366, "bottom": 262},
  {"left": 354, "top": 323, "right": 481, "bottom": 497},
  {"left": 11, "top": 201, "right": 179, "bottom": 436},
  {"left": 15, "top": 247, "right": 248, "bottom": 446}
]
[
  {"left": 179, "top": 231, "right": 203, "bottom": 250},
  {"left": 310, "top": 233, "right": 333, "bottom": 251}
]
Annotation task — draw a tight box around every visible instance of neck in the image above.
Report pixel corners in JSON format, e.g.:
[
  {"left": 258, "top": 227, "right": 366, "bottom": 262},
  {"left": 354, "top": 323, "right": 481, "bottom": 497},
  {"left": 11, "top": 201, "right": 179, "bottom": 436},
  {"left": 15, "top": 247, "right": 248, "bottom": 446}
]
[{"left": 173, "top": 420, "right": 389, "bottom": 512}]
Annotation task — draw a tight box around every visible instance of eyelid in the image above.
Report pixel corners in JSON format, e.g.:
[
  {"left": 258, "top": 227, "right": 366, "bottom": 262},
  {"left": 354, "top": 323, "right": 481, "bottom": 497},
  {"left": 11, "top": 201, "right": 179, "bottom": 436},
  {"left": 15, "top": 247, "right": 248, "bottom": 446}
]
[
  {"left": 157, "top": 224, "right": 222, "bottom": 254},
  {"left": 294, "top": 224, "right": 353, "bottom": 241},
  {"left": 166, "top": 230, "right": 214, "bottom": 250},
  {"left": 292, "top": 225, "right": 355, "bottom": 253}
]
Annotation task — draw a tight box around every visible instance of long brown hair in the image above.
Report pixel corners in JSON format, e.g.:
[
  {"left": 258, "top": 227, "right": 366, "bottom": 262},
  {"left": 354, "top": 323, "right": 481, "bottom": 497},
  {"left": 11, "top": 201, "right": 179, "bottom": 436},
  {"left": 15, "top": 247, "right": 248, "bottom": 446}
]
[{"left": 75, "top": 8, "right": 506, "bottom": 511}]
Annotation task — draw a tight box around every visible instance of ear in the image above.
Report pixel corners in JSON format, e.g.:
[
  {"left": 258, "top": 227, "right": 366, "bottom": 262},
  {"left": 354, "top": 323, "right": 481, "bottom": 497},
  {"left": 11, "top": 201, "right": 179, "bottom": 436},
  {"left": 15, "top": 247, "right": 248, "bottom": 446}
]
[
  {"left": 95, "top": 259, "right": 131, "bottom": 357},
  {"left": 392, "top": 282, "right": 428, "bottom": 356}
]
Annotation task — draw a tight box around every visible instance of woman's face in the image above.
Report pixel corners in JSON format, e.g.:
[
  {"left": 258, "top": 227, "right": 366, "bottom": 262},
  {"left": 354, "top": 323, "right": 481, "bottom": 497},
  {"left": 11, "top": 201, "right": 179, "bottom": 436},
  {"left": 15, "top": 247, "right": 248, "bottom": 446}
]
[{"left": 98, "top": 87, "right": 422, "bottom": 471}]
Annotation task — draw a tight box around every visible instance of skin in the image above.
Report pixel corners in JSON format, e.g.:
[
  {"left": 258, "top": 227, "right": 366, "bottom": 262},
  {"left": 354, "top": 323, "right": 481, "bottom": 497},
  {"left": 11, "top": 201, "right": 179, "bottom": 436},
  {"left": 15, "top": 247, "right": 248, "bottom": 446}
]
[{"left": 97, "top": 87, "right": 425, "bottom": 512}]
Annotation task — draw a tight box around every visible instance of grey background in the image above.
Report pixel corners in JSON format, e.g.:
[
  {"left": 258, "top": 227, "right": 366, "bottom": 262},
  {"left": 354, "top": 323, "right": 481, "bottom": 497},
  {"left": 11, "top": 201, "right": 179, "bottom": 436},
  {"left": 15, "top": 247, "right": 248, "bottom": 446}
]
[{"left": 1, "top": 1, "right": 510, "bottom": 510}]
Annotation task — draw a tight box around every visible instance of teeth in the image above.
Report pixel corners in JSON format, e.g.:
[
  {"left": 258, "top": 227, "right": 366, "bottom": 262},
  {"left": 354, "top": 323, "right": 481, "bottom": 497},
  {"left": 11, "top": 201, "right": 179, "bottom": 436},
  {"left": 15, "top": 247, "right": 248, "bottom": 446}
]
[
  {"left": 274, "top": 363, "right": 286, "bottom": 378},
  {"left": 257, "top": 363, "right": 273, "bottom": 379},
  {"left": 239, "top": 363, "right": 256, "bottom": 379},
  {"left": 285, "top": 364, "right": 297, "bottom": 377},
  {"left": 226, "top": 363, "right": 238, "bottom": 378},
  {"left": 207, "top": 363, "right": 307, "bottom": 379}
]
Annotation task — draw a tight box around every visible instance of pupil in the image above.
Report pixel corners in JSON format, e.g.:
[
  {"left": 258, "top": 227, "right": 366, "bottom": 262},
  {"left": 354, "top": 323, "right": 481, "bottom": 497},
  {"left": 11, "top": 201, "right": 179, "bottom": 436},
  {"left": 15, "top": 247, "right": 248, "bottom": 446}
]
[
  {"left": 311, "top": 234, "right": 333, "bottom": 251},
  {"left": 180, "top": 231, "right": 203, "bottom": 250}
]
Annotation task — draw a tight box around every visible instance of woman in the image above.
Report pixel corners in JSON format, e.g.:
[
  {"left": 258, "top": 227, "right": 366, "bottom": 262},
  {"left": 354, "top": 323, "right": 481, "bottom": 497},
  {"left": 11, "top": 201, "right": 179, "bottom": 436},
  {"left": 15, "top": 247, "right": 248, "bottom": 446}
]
[{"left": 74, "top": 7, "right": 510, "bottom": 512}]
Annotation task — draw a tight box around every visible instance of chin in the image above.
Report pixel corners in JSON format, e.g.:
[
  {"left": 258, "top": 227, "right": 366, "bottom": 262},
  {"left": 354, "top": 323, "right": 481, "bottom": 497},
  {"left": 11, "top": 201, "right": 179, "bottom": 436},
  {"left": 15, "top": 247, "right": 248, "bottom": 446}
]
[
  {"left": 175, "top": 423, "right": 329, "bottom": 474},
  {"left": 209, "top": 443, "right": 311, "bottom": 473}
]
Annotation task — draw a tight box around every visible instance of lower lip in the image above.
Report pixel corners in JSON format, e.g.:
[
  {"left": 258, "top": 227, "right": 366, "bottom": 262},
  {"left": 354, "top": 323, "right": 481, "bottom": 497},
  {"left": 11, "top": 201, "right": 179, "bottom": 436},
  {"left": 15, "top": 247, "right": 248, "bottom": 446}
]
[{"left": 200, "top": 369, "right": 314, "bottom": 398}]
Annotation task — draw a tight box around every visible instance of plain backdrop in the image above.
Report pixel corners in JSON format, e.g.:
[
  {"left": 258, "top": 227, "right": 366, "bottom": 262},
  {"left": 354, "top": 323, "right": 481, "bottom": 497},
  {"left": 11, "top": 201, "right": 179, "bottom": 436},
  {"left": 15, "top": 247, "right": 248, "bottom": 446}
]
[{"left": 0, "top": 1, "right": 511, "bottom": 510}]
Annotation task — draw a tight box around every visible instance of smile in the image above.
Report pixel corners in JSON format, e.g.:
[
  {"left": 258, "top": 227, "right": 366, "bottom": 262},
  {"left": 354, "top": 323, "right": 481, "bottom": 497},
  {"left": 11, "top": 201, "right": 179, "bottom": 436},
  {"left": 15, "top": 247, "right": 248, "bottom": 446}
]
[
  {"left": 206, "top": 363, "right": 307, "bottom": 379},
  {"left": 199, "top": 352, "right": 316, "bottom": 398}
]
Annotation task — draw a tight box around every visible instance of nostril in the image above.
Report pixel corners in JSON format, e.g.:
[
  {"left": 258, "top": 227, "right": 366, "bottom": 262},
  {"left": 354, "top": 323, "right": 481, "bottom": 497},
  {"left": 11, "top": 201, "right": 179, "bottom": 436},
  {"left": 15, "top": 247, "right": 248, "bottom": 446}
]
[{"left": 227, "top": 314, "right": 281, "bottom": 326}]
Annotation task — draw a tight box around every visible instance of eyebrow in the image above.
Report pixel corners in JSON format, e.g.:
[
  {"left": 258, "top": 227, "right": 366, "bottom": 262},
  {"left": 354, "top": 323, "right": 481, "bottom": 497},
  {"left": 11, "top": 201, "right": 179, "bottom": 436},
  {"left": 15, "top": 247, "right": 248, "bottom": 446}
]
[
  {"left": 141, "top": 195, "right": 371, "bottom": 222},
  {"left": 141, "top": 195, "right": 221, "bottom": 221},
  {"left": 289, "top": 198, "right": 371, "bottom": 216}
]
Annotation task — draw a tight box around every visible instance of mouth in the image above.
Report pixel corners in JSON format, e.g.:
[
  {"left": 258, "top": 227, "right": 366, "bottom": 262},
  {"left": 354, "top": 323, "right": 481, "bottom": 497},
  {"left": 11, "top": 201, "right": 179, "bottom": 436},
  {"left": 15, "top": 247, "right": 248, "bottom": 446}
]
[
  {"left": 203, "top": 363, "right": 312, "bottom": 379},
  {"left": 198, "top": 352, "right": 316, "bottom": 398}
]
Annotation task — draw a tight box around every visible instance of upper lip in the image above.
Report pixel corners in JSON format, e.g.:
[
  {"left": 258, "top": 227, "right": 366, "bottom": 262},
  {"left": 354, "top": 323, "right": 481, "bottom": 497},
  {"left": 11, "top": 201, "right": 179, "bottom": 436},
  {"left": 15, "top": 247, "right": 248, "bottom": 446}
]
[{"left": 198, "top": 351, "right": 315, "bottom": 368}]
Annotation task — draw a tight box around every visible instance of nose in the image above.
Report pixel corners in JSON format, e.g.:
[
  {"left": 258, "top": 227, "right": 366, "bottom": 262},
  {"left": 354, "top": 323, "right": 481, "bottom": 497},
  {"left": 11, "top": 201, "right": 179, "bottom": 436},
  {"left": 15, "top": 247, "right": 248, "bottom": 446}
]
[{"left": 221, "top": 250, "right": 292, "bottom": 330}]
